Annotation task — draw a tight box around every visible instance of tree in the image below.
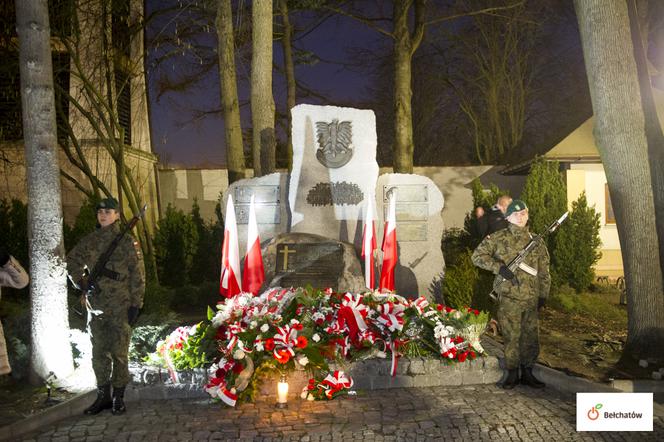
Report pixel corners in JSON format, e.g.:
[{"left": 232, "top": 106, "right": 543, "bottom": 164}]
[
  {"left": 251, "top": 0, "right": 276, "bottom": 176},
  {"left": 15, "top": 0, "right": 74, "bottom": 382},
  {"left": 278, "top": 0, "right": 295, "bottom": 170},
  {"left": 574, "top": 0, "right": 664, "bottom": 358},
  {"left": 521, "top": 158, "right": 567, "bottom": 236},
  {"left": 216, "top": 0, "right": 246, "bottom": 184},
  {"left": 53, "top": 0, "right": 158, "bottom": 281}
]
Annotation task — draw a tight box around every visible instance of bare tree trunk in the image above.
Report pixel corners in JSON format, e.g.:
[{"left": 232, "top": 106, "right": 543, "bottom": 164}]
[
  {"left": 574, "top": 0, "right": 664, "bottom": 358},
  {"left": 392, "top": 0, "right": 425, "bottom": 173},
  {"left": 216, "top": 0, "right": 245, "bottom": 184},
  {"left": 279, "top": 0, "right": 295, "bottom": 171},
  {"left": 16, "top": 0, "right": 75, "bottom": 382},
  {"left": 251, "top": 0, "right": 276, "bottom": 177},
  {"left": 627, "top": 0, "right": 664, "bottom": 282}
]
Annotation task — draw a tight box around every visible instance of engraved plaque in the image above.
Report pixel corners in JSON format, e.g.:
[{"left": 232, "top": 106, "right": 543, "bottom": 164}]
[
  {"left": 397, "top": 223, "right": 428, "bottom": 242},
  {"left": 383, "top": 203, "right": 428, "bottom": 222},
  {"left": 383, "top": 184, "right": 428, "bottom": 203},
  {"left": 235, "top": 185, "right": 280, "bottom": 204},
  {"left": 275, "top": 243, "right": 344, "bottom": 290},
  {"left": 235, "top": 204, "right": 280, "bottom": 224}
]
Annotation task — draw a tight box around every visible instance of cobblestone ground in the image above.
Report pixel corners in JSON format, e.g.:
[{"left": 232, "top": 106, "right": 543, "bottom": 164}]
[{"left": 22, "top": 384, "right": 664, "bottom": 441}]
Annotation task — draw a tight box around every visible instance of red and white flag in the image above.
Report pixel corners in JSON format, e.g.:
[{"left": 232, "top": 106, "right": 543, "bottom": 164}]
[
  {"left": 220, "top": 194, "right": 242, "bottom": 298},
  {"left": 361, "top": 198, "right": 377, "bottom": 289},
  {"left": 379, "top": 192, "right": 397, "bottom": 292},
  {"left": 242, "top": 195, "right": 265, "bottom": 295}
]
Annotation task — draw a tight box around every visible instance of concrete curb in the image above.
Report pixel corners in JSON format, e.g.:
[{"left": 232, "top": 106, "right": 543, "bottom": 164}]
[{"left": 0, "top": 390, "right": 95, "bottom": 442}]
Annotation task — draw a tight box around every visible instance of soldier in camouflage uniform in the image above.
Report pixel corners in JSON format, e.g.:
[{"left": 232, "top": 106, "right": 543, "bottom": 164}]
[
  {"left": 471, "top": 200, "right": 550, "bottom": 389},
  {"left": 67, "top": 197, "right": 145, "bottom": 414}
]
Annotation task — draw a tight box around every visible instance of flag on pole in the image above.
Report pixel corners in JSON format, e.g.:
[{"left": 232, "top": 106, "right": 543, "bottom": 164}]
[
  {"left": 220, "top": 195, "right": 242, "bottom": 298},
  {"left": 379, "top": 191, "right": 397, "bottom": 291},
  {"left": 242, "top": 195, "right": 265, "bottom": 295},
  {"left": 361, "top": 198, "right": 377, "bottom": 290}
]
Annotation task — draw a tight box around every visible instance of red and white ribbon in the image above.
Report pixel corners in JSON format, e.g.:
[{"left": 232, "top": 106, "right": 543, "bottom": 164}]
[
  {"left": 320, "top": 370, "right": 354, "bottom": 399},
  {"left": 410, "top": 296, "right": 429, "bottom": 315},
  {"left": 273, "top": 325, "right": 297, "bottom": 360},
  {"left": 377, "top": 302, "right": 405, "bottom": 332},
  {"left": 225, "top": 321, "right": 245, "bottom": 353},
  {"left": 339, "top": 293, "right": 368, "bottom": 340}
]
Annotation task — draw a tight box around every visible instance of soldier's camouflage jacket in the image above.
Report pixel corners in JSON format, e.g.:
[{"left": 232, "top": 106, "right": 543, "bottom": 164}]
[
  {"left": 471, "top": 223, "right": 551, "bottom": 303},
  {"left": 67, "top": 221, "right": 145, "bottom": 316}
]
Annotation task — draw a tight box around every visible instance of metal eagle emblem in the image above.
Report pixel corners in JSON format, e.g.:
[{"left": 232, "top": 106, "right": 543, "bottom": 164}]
[{"left": 315, "top": 119, "right": 353, "bottom": 168}]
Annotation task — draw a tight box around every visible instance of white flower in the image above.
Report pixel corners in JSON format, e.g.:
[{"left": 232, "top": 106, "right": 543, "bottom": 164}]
[
  {"left": 260, "top": 323, "right": 270, "bottom": 333},
  {"left": 312, "top": 333, "right": 321, "bottom": 343},
  {"left": 255, "top": 340, "right": 264, "bottom": 352},
  {"left": 249, "top": 321, "right": 257, "bottom": 329},
  {"left": 301, "top": 389, "right": 308, "bottom": 399},
  {"left": 290, "top": 318, "right": 299, "bottom": 325},
  {"left": 297, "top": 356, "right": 309, "bottom": 367},
  {"left": 312, "top": 312, "right": 325, "bottom": 322},
  {"left": 233, "top": 349, "right": 245, "bottom": 360},
  {"left": 375, "top": 351, "right": 387, "bottom": 359},
  {"left": 453, "top": 311, "right": 462, "bottom": 319},
  {"left": 307, "top": 394, "right": 315, "bottom": 401}
]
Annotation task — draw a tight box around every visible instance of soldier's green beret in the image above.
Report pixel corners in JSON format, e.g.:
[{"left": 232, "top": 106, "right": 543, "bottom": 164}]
[
  {"left": 96, "top": 197, "right": 119, "bottom": 211},
  {"left": 506, "top": 199, "right": 528, "bottom": 217}
]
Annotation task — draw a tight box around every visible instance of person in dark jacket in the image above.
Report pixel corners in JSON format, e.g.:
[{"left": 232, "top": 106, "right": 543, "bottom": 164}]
[{"left": 477, "top": 195, "right": 512, "bottom": 238}]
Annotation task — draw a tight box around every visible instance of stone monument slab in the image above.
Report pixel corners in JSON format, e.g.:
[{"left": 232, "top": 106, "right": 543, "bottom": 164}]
[
  {"left": 376, "top": 174, "right": 445, "bottom": 300},
  {"left": 222, "top": 173, "right": 289, "bottom": 256},
  {"left": 289, "top": 104, "right": 379, "bottom": 245}
]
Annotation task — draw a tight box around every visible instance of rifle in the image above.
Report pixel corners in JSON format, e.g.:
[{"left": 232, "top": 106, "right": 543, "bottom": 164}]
[
  {"left": 69, "top": 204, "right": 147, "bottom": 315},
  {"left": 489, "top": 211, "right": 568, "bottom": 302}
]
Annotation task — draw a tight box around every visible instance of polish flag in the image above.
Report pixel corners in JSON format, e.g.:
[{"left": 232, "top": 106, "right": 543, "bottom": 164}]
[
  {"left": 379, "top": 192, "right": 397, "bottom": 292},
  {"left": 242, "top": 195, "right": 265, "bottom": 295},
  {"left": 361, "top": 198, "right": 377, "bottom": 290},
  {"left": 220, "top": 195, "right": 242, "bottom": 298}
]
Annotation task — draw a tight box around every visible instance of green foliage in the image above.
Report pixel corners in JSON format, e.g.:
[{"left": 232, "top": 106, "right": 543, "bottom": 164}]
[
  {"left": 171, "top": 281, "right": 220, "bottom": 312},
  {"left": 154, "top": 204, "right": 199, "bottom": 287},
  {"left": 521, "top": 157, "right": 567, "bottom": 235},
  {"left": 552, "top": 192, "right": 602, "bottom": 292},
  {"left": 441, "top": 228, "right": 474, "bottom": 268},
  {"left": 188, "top": 199, "right": 222, "bottom": 283},
  {"left": 129, "top": 313, "right": 181, "bottom": 362},
  {"left": 0, "top": 199, "right": 29, "bottom": 271},
  {"left": 141, "top": 281, "right": 176, "bottom": 315},
  {"left": 548, "top": 285, "right": 626, "bottom": 325},
  {"left": 63, "top": 198, "right": 98, "bottom": 252},
  {"left": 442, "top": 251, "right": 478, "bottom": 309}
]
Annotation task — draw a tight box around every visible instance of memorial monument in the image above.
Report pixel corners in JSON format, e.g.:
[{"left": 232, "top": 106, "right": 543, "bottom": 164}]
[{"left": 222, "top": 104, "right": 445, "bottom": 299}]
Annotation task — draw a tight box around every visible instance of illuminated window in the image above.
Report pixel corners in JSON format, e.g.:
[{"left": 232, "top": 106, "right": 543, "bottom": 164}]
[{"left": 605, "top": 184, "right": 615, "bottom": 224}]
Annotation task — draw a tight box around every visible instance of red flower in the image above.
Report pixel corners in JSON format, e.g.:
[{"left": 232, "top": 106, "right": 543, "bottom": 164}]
[
  {"left": 215, "top": 327, "right": 226, "bottom": 340},
  {"left": 458, "top": 351, "right": 468, "bottom": 363},
  {"left": 293, "top": 323, "right": 303, "bottom": 331},
  {"left": 275, "top": 349, "right": 291, "bottom": 364},
  {"left": 473, "top": 309, "right": 480, "bottom": 316},
  {"left": 315, "top": 317, "right": 324, "bottom": 325},
  {"left": 264, "top": 338, "right": 275, "bottom": 351},
  {"left": 436, "top": 304, "right": 443, "bottom": 311},
  {"left": 232, "top": 361, "right": 244, "bottom": 374},
  {"left": 470, "top": 351, "right": 477, "bottom": 359},
  {"left": 296, "top": 304, "right": 304, "bottom": 315},
  {"left": 296, "top": 336, "right": 308, "bottom": 348},
  {"left": 445, "top": 306, "right": 453, "bottom": 313}
]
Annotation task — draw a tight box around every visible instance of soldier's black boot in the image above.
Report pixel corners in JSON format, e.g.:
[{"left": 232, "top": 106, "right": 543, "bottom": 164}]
[
  {"left": 111, "top": 386, "right": 126, "bottom": 415},
  {"left": 520, "top": 365, "right": 545, "bottom": 388},
  {"left": 501, "top": 368, "right": 520, "bottom": 389},
  {"left": 84, "top": 384, "right": 112, "bottom": 415}
]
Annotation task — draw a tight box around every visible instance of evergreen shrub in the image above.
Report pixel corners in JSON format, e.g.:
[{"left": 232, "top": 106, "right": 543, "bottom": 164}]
[
  {"left": 521, "top": 157, "right": 567, "bottom": 236},
  {"left": 442, "top": 250, "right": 478, "bottom": 309},
  {"left": 154, "top": 204, "right": 199, "bottom": 286},
  {"left": 552, "top": 192, "right": 602, "bottom": 292}
]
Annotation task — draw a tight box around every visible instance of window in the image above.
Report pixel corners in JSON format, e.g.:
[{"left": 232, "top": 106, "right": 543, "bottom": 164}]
[{"left": 605, "top": 184, "right": 615, "bottom": 224}]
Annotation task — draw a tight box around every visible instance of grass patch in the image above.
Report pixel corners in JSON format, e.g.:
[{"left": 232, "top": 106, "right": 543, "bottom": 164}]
[{"left": 548, "top": 284, "right": 626, "bottom": 326}]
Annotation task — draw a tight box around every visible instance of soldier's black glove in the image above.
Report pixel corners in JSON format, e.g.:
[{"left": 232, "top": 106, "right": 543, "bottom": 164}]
[
  {"left": 538, "top": 298, "right": 546, "bottom": 310},
  {"left": 127, "top": 306, "right": 140, "bottom": 326},
  {"left": 498, "top": 265, "right": 515, "bottom": 281},
  {"left": 0, "top": 246, "right": 9, "bottom": 267}
]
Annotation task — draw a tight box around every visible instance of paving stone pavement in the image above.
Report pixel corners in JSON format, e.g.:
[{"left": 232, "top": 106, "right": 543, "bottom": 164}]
[{"left": 20, "top": 384, "right": 664, "bottom": 441}]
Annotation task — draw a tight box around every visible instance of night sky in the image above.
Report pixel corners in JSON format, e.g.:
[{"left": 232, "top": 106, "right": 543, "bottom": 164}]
[{"left": 147, "top": 4, "right": 379, "bottom": 168}]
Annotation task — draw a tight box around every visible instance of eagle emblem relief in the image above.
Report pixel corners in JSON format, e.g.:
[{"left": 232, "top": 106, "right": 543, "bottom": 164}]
[{"left": 315, "top": 119, "right": 353, "bottom": 168}]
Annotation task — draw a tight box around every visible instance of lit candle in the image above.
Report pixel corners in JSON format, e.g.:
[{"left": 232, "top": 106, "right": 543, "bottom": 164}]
[{"left": 277, "top": 374, "right": 289, "bottom": 406}]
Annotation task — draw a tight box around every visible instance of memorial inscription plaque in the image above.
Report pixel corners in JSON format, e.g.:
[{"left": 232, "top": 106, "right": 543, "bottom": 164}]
[
  {"left": 275, "top": 243, "right": 344, "bottom": 290},
  {"left": 235, "top": 184, "right": 281, "bottom": 224},
  {"left": 382, "top": 184, "right": 429, "bottom": 241}
]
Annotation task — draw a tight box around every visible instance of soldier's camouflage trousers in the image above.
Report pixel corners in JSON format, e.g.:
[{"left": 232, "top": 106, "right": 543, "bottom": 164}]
[
  {"left": 90, "top": 315, "right": 131, "bottom": 388},
  {"left": 497, "top": 297, "right": 540, "bottom": 369}
]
